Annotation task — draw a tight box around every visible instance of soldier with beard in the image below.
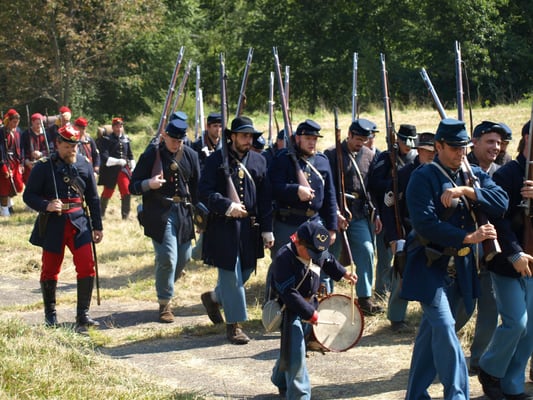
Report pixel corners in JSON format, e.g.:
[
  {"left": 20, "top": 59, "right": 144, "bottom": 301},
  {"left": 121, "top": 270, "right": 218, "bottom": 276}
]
[
  {"left": 23, "top": 125, "right": 103, "bottom": 329},
  {"left": 199, "top": 116, "right": 274, "bottom": 344}
]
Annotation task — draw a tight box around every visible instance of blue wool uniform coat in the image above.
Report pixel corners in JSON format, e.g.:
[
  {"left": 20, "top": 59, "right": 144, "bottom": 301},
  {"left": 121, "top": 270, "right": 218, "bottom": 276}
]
[
  {"left": 401, "top": 157, "right": 508, "bottom": 313},
  {"left": 488, "top": 153, "right": 528, "bottom": 278},
  {"left": 199, "top": 148, "right": 272, "bottom": 271},
  {"left": 96, "top": 133, "right": 134, "bottom": 187},
  {"left": 129, "top": 143, "right": 200, "bottom": 244},
  {"left": 269, "top": 149, "right": 337, "bottom": 231},
  {"left": 271, "top": 243, "right": 346, "bottom": 319},
  {"left": 23, "top": 153, "right": 102, "bottom": 253}
]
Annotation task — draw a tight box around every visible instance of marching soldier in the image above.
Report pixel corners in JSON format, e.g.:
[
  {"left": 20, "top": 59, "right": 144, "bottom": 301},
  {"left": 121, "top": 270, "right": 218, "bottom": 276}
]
[
  {"left": 324, "top": 118, "right": 383, "bottom": 315},
  {"left": 477, "top": 120, "right": 533, "bottom": 400},
  {"left": 97, "top": 117, "right": 135, "bottom": 219},
  {"left": 0, "top": 109, "right": 24, "bottom": 216},
  {"left": 401, "top": 118, "right": 508, "bottom": 399},
  {"left": 190, "top": 112, "right": 222, "bottom": 169},
  {"left": 23, "top": 125, "right": 103, "bottom": 329},
  {"left": 369, "top": 123, "right": 417, "bottom": 300},
  {"left": 74, "top": 117, "right": 100, "bottom": 179},
  {"left": 21, "top": 113, "right": 51, "bottom": 184},
  {"left": 268, "top": 120, "right": 338, "bottom": 295},
  {"left": 130, "top": 119, "right": 200, "bottom": 323},
  {"left": 381, "top": 132, "right": 435, "bottom": 332},
  {"left": 199, "top": 115, "right": 274, "bottom": 344}
]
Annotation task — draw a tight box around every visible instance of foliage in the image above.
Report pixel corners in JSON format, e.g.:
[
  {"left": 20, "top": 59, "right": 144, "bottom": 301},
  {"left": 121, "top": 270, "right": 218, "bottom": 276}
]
[{"left": 0, "top": 0, "right": 530, "bottom": 125}]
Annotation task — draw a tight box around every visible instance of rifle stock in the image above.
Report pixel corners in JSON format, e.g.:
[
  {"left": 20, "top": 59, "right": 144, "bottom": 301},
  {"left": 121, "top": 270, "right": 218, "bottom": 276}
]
[
  {"left": 273, "top": 47, "right": 309, "bottom": 188},
  {"left": 461, "top": 156, "right": 501, "bottom": 261},
  {"left": 219, "top": 53, "right": 240, "bottom": 204}
]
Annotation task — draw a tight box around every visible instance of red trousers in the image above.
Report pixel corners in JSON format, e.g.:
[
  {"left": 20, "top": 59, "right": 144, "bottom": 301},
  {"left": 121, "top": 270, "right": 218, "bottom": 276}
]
[
  {"left": 101, "top": 170, "right": 130, "bottom": 199},
  {"left": 41, "top": 219, "right": 95, "bottom": 281}
]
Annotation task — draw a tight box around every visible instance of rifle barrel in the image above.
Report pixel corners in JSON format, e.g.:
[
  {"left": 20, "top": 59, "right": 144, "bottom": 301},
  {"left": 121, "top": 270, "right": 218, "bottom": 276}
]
[
  {"left": 419, "top": 68, "right": 448, "bottom": 119},
  {"left": 352, "top": 52, "right": 358, "bottom": 121},
  {"left": 455, "top": 41, "right": 464, "bottom": 121}
]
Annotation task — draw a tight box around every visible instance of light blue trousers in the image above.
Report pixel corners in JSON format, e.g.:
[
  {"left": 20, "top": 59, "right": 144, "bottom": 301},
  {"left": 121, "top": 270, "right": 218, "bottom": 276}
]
[
  {"left": 480, "top": 273, "right": 533, "bottom": 395},
  {"left": 271, "top": 316, "right": 311, "bottom": 400},
  {"left": 152, "top": 210, "right": 191, "bottom": 301},
  {"left": 330, "top": 217, "right": 374, "bottom": 297},
  {"left": 406, "top": 279, "right": 469, "bottom": 400},
  {"left": 214, "top": 256, "right": 254, "bottom": 324}
]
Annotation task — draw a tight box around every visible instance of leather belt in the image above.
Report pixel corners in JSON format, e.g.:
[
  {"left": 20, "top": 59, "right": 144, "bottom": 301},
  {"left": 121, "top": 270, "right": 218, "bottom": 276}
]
[
  {"left": 279, "top": 207, "right": 317, "bottom": 217},
  {"left": 166, "top": 195, "right": 189, "bottom": 203},
  {"left": 442, "top": 246, "right": 471, "bottom": 257}
]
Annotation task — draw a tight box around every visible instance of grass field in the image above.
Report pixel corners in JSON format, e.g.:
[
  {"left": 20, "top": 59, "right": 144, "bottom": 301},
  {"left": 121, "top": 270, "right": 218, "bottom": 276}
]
[{"left": 0, "top": 101, "right": 531, "bottom": 399}]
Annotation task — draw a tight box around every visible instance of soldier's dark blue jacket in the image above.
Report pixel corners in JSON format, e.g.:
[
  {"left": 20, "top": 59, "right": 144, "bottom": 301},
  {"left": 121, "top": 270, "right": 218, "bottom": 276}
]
[
  {"left": 269, "top": 148, "right": 337, "bottom": 231},
  {"left": 129, "top": 143, "right": 200, "bottom": 244},
  {"left": 488, "top": 153, "right": 529, "bottom": 278},
  {"left": 271, "top": 243, "right": 346, "bottom": 320},
  {"left": 97, "top": 132, "right": 134, "bottom": 187},
  {"left": 23, "top": 153, "right": 102, "bottom": 253},
  {"left": 400, "top": 157, "right": 508, "bottom": 313},
  {"left": 199, "top": 148, "right": 272, "bottom": 271},
  {"left": 324, "top": 141, "right": 375, "bottom": 221},
  {"left": 381, "top": 156, "right": 421, "bottom": 243},
  {"left": 368, "top": 147, "right": 417, "bottom": 214}
]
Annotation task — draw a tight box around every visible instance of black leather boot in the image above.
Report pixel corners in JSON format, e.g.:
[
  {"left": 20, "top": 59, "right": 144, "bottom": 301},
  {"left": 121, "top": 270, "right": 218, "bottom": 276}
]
[
  {"left": 40, "top": 280, "right": 58, "bottom": 327},
  {"left": 121, "top": 194, "right": 131, "bottom": 220},
  {"left": 100, "top": 197, "right": 109, "bottom": 218},
  {"left": 76, "top": 277, "right": 100, "bottom": 329}
]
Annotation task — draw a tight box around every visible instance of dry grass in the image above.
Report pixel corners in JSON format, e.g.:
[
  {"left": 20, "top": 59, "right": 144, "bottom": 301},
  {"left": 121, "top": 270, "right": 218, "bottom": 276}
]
[{"left": 0, "top": 102, "right": 531, "bottom": 398}]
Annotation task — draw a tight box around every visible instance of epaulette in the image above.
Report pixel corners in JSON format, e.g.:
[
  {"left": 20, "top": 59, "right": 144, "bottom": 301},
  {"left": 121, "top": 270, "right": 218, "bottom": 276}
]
[{"left": 37, "top": 156, "right": 50, "bottom": 164}]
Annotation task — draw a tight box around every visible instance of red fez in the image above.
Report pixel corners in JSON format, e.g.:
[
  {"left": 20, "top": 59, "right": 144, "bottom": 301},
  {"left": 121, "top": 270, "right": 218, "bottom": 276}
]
[
  {"left": 74, "top": 117, "right": 88, "bottom": 127},
  {"left": 57, "top": 125, "right": 80, "bottom": 143},
  {"left": 112, "top": 117, "right": 123, "bottom": 125},
  {"left": 5, "top": 109, "right": 19, "bottom": 119},
  {"left": 59, "top": 106, "right": 71, "bottom": 114},
  {"left": 31, "top": 113, "right": 44, "bottom": 121}
]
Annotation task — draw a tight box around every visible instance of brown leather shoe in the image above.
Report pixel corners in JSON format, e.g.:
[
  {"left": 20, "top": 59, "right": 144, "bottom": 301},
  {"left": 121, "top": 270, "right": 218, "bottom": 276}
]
[
  {"left": 226, "top": 323, "right": 250, "bottom": 344},
  {"left": 201, "top": 291, "right": 224, "bottom": 324},
  {"left": 358, "top": 297, "right": 384, "bottom": 316},
  {"left": 159, "top": 303, "right": 174, "bottom": 323}
]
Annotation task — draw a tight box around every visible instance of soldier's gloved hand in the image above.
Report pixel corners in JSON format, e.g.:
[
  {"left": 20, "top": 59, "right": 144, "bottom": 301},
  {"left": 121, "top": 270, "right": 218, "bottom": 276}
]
[{"left": 128, "top": 159, "right": 136, "bottom": 169}]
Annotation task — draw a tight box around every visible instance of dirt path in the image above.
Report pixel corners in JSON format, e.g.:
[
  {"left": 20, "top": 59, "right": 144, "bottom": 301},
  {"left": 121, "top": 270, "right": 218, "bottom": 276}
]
[{"left": 0, "top": 276, "right": 509, "bottom": 399}]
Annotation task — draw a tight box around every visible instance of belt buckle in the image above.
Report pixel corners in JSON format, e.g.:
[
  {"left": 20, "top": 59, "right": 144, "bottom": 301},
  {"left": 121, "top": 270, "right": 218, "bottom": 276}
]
[
  {"left": 305, "top": 209, "right": 314, "bottom": 217},
  {"left": 172, "top": 196, "right": 181, "bottom": 203},
  {"left": 352, "top": 192, "right": 360, "bottom": 199},
  {"left": 457, "top": 247, "right": 470, "bottom": 257},
  {"left": 61, "top": 204, "right": 69, "bottom": 210}
]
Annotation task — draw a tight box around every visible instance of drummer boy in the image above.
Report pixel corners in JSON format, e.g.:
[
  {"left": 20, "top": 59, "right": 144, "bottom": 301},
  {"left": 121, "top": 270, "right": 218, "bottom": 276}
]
[{"left": 270, "top": 220, "right": 357, "bottom": 399}]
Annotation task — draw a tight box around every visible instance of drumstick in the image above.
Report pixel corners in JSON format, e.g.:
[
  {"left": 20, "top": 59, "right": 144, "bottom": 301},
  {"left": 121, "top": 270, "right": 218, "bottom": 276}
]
[{"left": 303, "top": 320, "right": 340, "bottom": 326}]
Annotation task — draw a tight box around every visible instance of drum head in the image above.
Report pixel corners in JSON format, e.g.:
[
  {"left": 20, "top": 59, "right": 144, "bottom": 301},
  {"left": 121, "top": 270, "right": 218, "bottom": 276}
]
[{"left": 312, "top": 294, "right": 364, "bottom": 352}]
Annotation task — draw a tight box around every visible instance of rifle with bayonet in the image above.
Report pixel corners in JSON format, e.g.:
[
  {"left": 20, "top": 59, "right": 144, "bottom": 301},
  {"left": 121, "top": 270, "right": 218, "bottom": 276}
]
[
  {"left": 170, "top": 59, "right": 192, "bottom": 117},
  {"left": 235, "top": 48, "right": 253, "bottom": 118},
  {"left": 151, "top": 46, "right": 185, "bottom": 177},
  {"left": 194, "top": 65, "right": 205, "bottom": 142},
  {"left": 273, "top": 47, "right": 310, "bottom": 189},
  {"left": 219, "top": 53, "right": 241, "bottom": 204},
  {"left": 352, "top": 52, "right": 358, "bottom": 121},
  {"left": 267, "top": 71, "right": 275, "bottom": 148},
  {"left": 380, "top": 53, "right": 403, "bottom": 242}
]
